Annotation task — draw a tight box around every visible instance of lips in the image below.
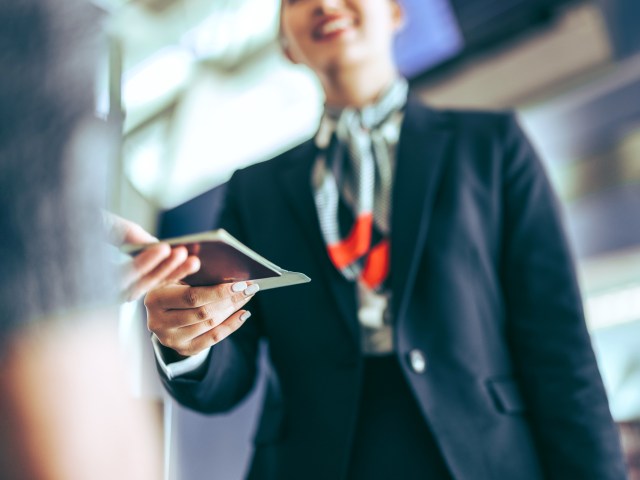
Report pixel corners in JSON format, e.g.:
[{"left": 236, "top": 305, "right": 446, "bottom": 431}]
[{"left": 312, "top": 15, "right": 355, "bottom": 41}]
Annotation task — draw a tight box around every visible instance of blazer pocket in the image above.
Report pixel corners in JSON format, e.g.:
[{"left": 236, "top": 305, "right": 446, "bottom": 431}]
[
  {"left": 486, "top": 377, "right": 527, "bottom": 414},
  {"left": 253, "top": 404, "right": 285, "bottom": 445}
]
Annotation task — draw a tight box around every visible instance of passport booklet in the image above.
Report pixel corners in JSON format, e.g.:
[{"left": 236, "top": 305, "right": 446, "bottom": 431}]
[{"left": 123, "top": 229, "right": 311, "bottom": 290}]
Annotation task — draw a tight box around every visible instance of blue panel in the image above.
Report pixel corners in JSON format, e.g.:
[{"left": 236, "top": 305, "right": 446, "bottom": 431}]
[{"left": 393, "top": 0, "right": 464, "bottom": 78}]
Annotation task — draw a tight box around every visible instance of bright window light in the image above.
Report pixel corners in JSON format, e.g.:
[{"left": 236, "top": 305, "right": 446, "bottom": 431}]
[
  {"left": 123, "top": 46, "right": 193, "bottom": 111},
  {"left": 96, "top": 45, "right": 194, "bottom": 127},
  {"left": 181, "top": 0, "right": 279, "bottom": 61},
  {"left": 585, "top": 282, "right": 640, "bottom": 330}
]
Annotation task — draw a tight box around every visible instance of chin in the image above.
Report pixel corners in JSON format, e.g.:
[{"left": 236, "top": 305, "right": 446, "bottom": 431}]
[{"left": 316, "top": 50, "right": 369, "bottom": 75}]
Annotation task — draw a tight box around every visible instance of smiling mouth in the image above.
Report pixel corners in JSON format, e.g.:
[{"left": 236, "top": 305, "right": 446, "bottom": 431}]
[{"left": 313, "top": 17, "right": 355, "bottom": 41}]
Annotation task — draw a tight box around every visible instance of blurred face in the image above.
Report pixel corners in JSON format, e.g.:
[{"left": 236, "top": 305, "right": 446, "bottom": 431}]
[{"left": 280, "top": 0, "right": 403, "bottom": 75}]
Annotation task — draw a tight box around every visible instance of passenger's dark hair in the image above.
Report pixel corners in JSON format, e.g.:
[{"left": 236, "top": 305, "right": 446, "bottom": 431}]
[{"left": 0, "top": 0, "right": 117, "bottom": 343}]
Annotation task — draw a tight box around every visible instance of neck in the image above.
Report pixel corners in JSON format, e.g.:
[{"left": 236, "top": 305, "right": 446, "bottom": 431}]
[{"left": 319, "top": 60, "right": 399, "bottom": 110}]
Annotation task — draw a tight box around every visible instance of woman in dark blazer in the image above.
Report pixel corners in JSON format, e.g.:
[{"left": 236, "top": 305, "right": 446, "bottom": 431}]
[{"left": 145, "top": 0, "right": 627, "bottom": 478}]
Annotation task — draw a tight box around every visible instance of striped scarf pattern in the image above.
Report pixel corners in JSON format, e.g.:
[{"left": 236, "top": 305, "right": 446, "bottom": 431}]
[{"left": 312, "top": 79, "right": 408, "bottom": 290}]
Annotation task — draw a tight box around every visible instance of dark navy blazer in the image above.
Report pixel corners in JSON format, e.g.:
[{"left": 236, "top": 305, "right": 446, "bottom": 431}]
[{"left": 160, "top": 99, "right": 627, "bottom": 480}]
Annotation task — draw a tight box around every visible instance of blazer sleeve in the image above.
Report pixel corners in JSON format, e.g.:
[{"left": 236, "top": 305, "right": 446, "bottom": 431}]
[
  {"left": 499, "top": 114, "right": 627, "bottom": 479},
  {"left": 158, "top": 171, "right": 263, "bottom": 414}
]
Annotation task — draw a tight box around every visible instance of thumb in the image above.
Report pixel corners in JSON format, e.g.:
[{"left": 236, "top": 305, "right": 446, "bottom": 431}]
[
  {"left": 105, "top": 212, "right": 158, "bottom": 245},
  {"left": 122, "top": 221, "right": 158, "bottom": 245}
]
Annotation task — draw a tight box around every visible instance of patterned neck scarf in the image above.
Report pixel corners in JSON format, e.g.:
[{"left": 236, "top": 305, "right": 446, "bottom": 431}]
[{"left": 312, "top": 79, "right": 408, "bottom": 290}]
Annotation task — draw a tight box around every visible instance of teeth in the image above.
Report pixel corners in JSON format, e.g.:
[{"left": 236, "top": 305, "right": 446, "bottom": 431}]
[{"left": 319, "top": 18, "right": 352, "bottom": 36}]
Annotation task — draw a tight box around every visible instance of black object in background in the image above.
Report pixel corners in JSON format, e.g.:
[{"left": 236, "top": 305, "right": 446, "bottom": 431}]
[{"left": 396, "top": 0, "right": 580, "bottom": 81}]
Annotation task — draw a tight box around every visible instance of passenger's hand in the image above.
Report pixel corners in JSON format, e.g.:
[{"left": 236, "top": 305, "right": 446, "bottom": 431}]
[
  {"left": 145, "top": 281, "right": 258, "bottom": 357},
  {"left": 104, "top": 213, "right": 200, "bottom": 302},
  {"left": 121, "top": 244, "right": 200, "bottom": 303}
]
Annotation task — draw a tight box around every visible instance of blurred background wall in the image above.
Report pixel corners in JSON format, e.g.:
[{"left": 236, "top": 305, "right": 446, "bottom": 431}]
[{"left": 90, "top": 0, "right": 640, "bottom": 478}]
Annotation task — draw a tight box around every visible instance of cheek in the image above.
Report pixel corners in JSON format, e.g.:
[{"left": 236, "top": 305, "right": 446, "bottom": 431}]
[
  {"left": 288, "top": 30, "right": 311, "bottom": 56},
  {"left": 363, "top": 19, "right": 395, "bottom": 47}
]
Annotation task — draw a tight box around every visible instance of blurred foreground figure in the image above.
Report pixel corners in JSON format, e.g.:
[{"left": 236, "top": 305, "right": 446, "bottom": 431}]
[{"left": 0, "top": 0, "right": 161, "bottom": 478}]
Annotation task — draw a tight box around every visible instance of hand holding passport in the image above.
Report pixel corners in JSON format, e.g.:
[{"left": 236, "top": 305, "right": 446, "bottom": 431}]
[{"left": 123, "top": 229, "right": 310, "bottom": 291}]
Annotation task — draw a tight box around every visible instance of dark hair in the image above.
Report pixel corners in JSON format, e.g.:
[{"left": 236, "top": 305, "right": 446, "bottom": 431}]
[{"left": 0, "top": 0, "right": 117, "bottom": 343}]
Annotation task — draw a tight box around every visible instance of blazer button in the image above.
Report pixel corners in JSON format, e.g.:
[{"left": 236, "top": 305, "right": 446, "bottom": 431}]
[{"left": 408, "top": 349, "right": 427, "bottom": 374}]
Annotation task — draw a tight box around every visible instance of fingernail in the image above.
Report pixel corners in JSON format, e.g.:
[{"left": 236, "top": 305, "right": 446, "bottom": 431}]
[
  {"left": 232, "top": 281, "right": 248, "bottom": 292},
  {"left": 240, "top": 311, "right": 251, "bottom": 322},
  {"left": 244, "top": 284, "right": 260, "bottom": 296}
]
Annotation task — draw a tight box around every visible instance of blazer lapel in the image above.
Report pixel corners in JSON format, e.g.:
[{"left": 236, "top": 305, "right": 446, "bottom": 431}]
[
  {"left": 391, "top": 99, "right": 453, "bottom": 326},
  {"left": 278, "top": 141, "right": 359, "bottom": 347}
]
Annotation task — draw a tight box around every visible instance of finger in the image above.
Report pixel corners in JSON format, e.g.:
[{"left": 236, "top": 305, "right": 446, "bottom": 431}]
[
  {"left": 121, "top": 243, "right": 171, "bottom": 290},
  {"left": 121, "top": 219, "right": 158, "bottom": 244},
  {"left": 126, "top": 247, "right": 189, "bottom": 302},
  {"left": 106, "top": 213, "right": 158, "bottom": 245},
  {"left": 149, "top": 281, "right": 259, "bottom": 311},
  {"left": 174, "top": 314, "right": 226, "bottom": 339},
  {"left": 153, "top": 289, "right": 253, "bottom": 328},
  {"left": 186, "top": 310, "right": 252, "bottom": 355},
  {"left": 160, "top": 255, "right": 201, "bottom": 285}
]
